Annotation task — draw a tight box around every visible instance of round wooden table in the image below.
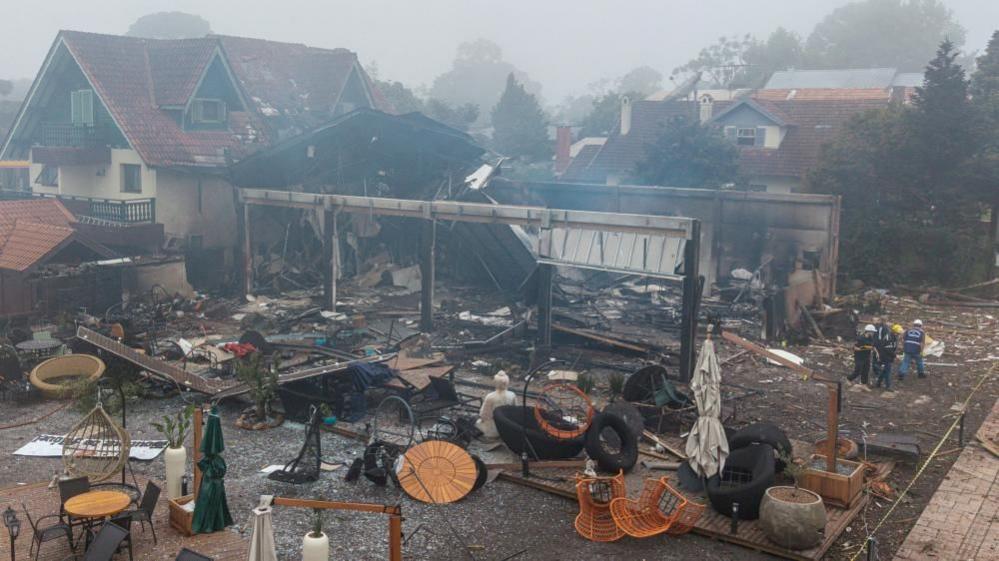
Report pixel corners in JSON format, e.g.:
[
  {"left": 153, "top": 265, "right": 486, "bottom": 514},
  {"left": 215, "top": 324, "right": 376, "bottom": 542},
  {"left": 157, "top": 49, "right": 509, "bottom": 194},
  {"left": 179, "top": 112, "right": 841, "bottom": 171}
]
[{"left": 64, "top": 490, "right": 132, "bottom": 519}]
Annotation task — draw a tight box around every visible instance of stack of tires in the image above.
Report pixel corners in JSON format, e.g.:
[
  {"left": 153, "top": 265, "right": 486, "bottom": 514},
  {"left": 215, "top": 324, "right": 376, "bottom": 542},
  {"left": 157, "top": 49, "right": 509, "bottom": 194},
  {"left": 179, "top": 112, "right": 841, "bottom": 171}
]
[{"left": 705, "top": 422, "right": 790, "bottom": 520}]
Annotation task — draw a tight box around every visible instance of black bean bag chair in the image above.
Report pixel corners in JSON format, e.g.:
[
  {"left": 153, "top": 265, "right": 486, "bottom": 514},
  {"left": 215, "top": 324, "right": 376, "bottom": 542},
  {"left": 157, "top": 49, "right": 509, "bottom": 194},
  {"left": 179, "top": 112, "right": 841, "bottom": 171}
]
[
  {"left": 705, "top": 443, "right": 776, "bottom": 520},
  {"left": 728, "top": 422, "right": 792, "bottom": 472},
  {"left": 585, "top": 412, "right": 639, "bottom": 472},
  {"left": 493, "top": 405, "right": 585, "bottom": 460}
]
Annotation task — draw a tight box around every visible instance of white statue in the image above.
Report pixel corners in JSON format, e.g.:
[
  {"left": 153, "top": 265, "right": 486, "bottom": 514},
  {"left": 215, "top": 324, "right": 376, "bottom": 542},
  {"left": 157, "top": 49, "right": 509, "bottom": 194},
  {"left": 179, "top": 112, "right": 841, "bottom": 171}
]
[{"left": 476, "top": 371, "right": 517, "bottom": 439}]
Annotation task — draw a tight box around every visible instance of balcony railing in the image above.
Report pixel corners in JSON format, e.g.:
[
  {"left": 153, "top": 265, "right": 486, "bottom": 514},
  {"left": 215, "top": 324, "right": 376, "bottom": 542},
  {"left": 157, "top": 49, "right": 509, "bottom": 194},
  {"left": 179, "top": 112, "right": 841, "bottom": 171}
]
[
  {"left": 34, "top": 193, "right": 156, "bottom": 224},
  {"left": 38, "top": 122, "right": 113, "bottom": 148}
]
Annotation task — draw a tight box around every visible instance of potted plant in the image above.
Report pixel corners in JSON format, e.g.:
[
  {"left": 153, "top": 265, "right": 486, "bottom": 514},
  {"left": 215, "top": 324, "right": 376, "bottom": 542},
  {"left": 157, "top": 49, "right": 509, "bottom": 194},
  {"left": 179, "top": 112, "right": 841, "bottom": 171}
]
[
  {"left": 234, "top": 354, "right": 283, "bottom": 429},
  {"left": 759, "top": 452, "right": 827, "bottom": 550},
  {"left": 152, "top": 405, "right": 194, "bottom": 500},
  {"left": 302, "top": 509, "right": 329, "bottom": 561}
]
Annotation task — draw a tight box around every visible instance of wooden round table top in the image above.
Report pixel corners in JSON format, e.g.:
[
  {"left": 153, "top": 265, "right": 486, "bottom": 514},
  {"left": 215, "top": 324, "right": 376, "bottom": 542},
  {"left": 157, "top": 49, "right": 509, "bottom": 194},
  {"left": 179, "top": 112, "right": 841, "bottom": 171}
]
[{"left": 64, "top": 490, "right": 131, "bottom": 518}]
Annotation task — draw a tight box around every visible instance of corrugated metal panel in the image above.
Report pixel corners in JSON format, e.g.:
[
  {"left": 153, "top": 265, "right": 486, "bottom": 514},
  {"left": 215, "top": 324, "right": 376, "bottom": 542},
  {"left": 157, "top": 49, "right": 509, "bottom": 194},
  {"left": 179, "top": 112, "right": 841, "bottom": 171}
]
[
  {"left": 538, "top": 227, "right": 685, "bottom": 280},
  {"left": 765, "top": 68, "right": 898, "bottom": 89}
]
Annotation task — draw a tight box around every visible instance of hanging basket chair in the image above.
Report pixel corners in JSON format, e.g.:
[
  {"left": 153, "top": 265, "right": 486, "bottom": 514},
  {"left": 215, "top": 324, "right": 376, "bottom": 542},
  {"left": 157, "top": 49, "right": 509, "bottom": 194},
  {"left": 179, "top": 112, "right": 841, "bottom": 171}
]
[{"left": 62, "top": 404, "right": 131, "bottom": 483}]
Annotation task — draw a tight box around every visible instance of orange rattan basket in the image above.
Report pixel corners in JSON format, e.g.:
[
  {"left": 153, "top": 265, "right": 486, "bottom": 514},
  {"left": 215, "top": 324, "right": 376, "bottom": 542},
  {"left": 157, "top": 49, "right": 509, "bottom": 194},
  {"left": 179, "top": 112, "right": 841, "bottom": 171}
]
[
  {"left": 609, "top": 477, "right": 687, "bottom": 538},
  {"left": 666, "top": 499, "right": 705, "bottom": 535},
  {"left": 534, "top": 383, "right": 594, "bottom": 440},
  {"left": 574, "top": 470, "right": 626, "bottom": 542}
]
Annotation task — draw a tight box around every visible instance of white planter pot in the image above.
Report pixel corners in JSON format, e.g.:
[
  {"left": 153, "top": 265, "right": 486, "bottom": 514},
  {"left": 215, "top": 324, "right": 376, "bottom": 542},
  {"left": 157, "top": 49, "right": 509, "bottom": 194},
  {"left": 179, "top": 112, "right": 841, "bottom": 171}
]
[
  {"left": 302, "top": 532, "right": 329, "bottom": 561},
  {"left": 164, "top": 446, "right": 187, "bottom": 500}
]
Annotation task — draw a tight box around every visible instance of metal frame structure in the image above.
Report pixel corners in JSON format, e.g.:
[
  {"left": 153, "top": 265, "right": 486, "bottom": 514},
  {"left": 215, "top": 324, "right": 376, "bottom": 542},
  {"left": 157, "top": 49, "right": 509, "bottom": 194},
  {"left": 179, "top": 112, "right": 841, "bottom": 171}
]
[{"left": 237, "top": 188, "right": 703, "bottom": 380}]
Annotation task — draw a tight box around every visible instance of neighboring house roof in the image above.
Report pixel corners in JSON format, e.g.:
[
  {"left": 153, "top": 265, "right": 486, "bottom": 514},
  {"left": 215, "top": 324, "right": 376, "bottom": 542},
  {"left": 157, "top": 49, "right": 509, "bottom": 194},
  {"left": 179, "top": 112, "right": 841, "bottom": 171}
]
[
  {"left": 765, "top": 68, "right": 906, "bottom": 89},
  {"left": 562, "top": 93, "right": 889, "bottom": 185},
  {"left": 0, "top": 199, "right": 111, "bottom": 272},
  {"left": 731, "top": 97, "right": 890, "bottom": 179},
  {"left": 560, "top": 99, "right": 732, "bottom": 184},
  {"left": 754, "top": 88, "right": 894, "bottom": 101},
  {"left": 1, "top": 30, "right": 389, "bottom": 168},
  {"left": 0, "top": 198, "right": 76, "bottom": 238},
  {"left": 891, "top": 73, "right": 924, "bottom": 88}
]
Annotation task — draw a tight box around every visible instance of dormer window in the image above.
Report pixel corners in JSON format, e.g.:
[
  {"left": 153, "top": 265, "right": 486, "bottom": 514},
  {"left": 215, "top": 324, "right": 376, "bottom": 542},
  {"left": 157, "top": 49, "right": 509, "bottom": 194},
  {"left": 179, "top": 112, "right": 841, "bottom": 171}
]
[
  {"left": 736, "top": 128, "right": 756, "bottom": 146},
  {"left": 192, "top": 99, "right": 226, "bottom": 124}
]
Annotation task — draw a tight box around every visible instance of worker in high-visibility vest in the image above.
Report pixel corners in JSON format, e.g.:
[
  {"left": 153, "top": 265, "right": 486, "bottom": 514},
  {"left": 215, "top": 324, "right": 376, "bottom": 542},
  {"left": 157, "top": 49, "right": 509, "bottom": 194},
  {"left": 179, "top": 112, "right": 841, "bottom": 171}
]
[{"left": 898, "top": 319, "right": 926, "bottom": 380}]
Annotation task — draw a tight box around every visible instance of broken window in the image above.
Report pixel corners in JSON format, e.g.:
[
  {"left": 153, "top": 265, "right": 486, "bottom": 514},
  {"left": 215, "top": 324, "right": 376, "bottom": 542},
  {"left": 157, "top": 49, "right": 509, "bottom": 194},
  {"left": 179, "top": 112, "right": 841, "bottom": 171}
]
[
  {"left": 35, "top": 165, "right": 58, "bottom": 187},
  {"left": 192, "top": 99, "right": 226, "bottom": 124},
  {"left": 121, "top": 163, "right": 142, "bottom": 193}
]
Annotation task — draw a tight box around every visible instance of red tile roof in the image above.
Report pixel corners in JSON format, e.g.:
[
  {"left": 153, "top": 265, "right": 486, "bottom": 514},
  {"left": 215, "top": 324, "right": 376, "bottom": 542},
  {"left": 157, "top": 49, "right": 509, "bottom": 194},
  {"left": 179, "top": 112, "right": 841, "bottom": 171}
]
[
  {"left": 20, "top": 31, "right": 390, "bottom": 169},
  {"left": 0, "top": 199, "right": 76, "bottom": 239},
  {"left": 754, "top": 88, "right": 894, "bottom": 101},
  {"left": 0, "top": 199, "right": 112, "bottom": 272},
  {"left": 0, "top": 221, "right": 76, "bottom": 271}
]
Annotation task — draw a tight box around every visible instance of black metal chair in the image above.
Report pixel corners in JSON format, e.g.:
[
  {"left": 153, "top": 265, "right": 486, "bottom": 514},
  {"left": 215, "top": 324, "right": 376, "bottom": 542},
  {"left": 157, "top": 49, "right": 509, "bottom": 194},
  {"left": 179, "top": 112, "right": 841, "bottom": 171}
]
[
  {"left": 22, "top": 502, "right": 74, "bottom": 561},
  {"left": 107, "top": 513, "right": 133, "bottom": 561},
  {"left": 126, "top": 481, "right": 159, "bottom": 545},
  {"left": 65, "top": 522, "right": 129, "bottom": 561},
  {"left": 175, "top": 548, "right": 213, "bottom": 561}
]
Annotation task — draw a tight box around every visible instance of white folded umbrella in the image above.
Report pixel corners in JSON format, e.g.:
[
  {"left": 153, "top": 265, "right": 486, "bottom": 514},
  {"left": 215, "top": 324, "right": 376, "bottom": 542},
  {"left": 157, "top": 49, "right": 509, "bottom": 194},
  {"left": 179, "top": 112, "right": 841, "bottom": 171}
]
[
  {"left": 247, "top": 505, "right": 277, "bottom": 561},
  {"left": 684, "top": 333, "right": 729, "bottom": 479}
]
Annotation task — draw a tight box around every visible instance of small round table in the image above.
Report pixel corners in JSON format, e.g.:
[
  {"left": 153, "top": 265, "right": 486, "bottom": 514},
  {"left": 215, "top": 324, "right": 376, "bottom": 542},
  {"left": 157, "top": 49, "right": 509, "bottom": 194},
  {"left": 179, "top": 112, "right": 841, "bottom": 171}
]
[{"left": 64, "top": 490, "right": 132, "bottom": 547}]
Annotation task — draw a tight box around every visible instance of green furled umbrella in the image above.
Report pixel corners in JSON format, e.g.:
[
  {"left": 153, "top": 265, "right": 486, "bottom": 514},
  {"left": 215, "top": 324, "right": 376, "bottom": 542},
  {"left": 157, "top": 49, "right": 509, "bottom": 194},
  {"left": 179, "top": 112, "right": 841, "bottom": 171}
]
[{"left": 192, "top": 407, "right": 233, "bottom": 533}]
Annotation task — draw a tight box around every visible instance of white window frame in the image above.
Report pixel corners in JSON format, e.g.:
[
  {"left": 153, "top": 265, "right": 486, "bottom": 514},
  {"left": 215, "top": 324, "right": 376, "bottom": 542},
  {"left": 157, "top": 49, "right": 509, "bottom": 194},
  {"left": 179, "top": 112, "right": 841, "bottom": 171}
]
[{"left": 736, "top": 127, "right": 756, "bottom": 146}]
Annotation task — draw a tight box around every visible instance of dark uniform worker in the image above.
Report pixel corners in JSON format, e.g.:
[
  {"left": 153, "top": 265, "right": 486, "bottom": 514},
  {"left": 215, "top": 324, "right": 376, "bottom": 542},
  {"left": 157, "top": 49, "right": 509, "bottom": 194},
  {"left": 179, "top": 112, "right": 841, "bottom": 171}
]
[{"left": 848, "top": 324, "right": 877, "bottom": 385}]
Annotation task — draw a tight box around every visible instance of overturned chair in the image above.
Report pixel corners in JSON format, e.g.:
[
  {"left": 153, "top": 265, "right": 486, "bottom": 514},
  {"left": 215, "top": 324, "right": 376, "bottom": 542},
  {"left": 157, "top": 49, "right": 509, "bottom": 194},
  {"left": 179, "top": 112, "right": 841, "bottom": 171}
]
[
  {"left": 609, "top": 477, "right": 702, "bottom": 538},
  {"left": 573, "top": 470, "right": 626, "bottom": 542}
]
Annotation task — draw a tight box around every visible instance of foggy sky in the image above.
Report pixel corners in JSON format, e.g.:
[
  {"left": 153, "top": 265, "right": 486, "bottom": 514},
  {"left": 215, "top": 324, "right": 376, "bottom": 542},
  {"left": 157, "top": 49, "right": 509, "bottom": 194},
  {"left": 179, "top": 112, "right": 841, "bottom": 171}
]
[{"left": 3, "top": 0, "right": 997, "bottom": 103}]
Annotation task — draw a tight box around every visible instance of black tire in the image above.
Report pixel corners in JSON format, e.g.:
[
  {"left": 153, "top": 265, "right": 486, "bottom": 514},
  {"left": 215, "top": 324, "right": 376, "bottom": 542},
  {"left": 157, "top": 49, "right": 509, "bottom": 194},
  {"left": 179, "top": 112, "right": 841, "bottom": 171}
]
[
  {"left": 585, "top": 412, "right": 639, "bottom": 472},
  {"left": 471, "top": 454, "right": 487, "bottom": 493},
  {"left": 602, "top": 402, "right": 645, "bottom": 440},
  {"left": 728, "top": 422, "right": 792, "bottom": 472},
  {"left": 705, "top": 443, "right": 776, "bottom": 520},
  {"left": 493, "top": 406, "right": 585, "bottom": 460}
]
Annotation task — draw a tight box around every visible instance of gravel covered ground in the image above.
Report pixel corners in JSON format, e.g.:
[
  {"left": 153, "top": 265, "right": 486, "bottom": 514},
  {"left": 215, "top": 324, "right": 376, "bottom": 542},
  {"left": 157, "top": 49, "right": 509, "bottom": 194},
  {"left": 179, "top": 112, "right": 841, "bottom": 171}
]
[{"left": 0, "top": 396, "right": 767, "bottom": 561}]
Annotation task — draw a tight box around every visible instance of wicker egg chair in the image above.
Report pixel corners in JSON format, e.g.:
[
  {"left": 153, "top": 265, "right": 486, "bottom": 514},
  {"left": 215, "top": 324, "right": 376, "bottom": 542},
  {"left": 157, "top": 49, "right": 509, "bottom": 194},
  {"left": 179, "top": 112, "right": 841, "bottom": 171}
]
[{"left": 62, "top": 403, "right": 131, "bottom": 483}]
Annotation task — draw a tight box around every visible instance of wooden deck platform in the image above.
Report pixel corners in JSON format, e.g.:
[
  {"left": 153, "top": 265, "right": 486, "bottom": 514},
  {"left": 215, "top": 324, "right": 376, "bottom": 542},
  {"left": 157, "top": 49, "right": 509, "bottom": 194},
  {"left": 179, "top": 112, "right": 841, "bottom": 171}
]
[
  {"left": 0, "top": 477, "right": 248, "bottom": 561},
  {"left": 497, "top": 455, "right": 866, "bottom": 561}
]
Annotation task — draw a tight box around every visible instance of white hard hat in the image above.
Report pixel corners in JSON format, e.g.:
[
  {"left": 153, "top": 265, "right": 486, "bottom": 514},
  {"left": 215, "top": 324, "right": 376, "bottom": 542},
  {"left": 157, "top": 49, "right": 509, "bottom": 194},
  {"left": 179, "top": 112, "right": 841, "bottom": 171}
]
[
  {"left": 864, "top": 324, "right": 876, "bottom": 333},
  {"left": 913, "top": 319, "right": 923, "bottom": 326}
]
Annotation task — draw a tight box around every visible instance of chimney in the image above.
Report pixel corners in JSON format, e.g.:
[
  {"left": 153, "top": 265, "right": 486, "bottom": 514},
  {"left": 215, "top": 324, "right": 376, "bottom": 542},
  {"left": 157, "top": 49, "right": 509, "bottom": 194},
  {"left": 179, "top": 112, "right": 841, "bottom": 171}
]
[
  {"left": 698, "top": 94, "right": 714, "bottom": 124},
  {"left": 555, "top": 126, "right": 572, "bottom": 174},
  {"left": 620, "top": 96, "right": 632, "bottom": 135}
]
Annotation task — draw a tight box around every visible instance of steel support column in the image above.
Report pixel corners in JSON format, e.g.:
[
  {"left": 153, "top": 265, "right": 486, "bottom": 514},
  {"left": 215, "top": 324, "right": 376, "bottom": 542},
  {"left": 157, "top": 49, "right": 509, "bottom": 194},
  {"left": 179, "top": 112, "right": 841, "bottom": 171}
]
[
  {"left": 679, "top": 220, "right": 702, "bottom": 383},
  {"left": 420, "top": 220, "right": 436, "bottom": 332},
  {"left": 536, "top": 263, "right": 554, "bottom": 346}
]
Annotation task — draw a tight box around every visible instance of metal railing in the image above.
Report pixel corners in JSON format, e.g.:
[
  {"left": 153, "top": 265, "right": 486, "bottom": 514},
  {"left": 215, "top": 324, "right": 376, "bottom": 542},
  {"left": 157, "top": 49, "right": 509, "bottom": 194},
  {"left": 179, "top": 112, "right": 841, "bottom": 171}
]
[{"left": 38, "top": 122, "right": 112, "bottom": 147}]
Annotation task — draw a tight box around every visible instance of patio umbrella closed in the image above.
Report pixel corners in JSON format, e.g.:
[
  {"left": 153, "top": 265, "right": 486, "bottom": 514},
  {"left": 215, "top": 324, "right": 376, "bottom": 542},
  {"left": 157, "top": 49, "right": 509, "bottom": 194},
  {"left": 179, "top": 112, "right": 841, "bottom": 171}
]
[
  {"left": 247, "top": 505, "right": 278, "bottom": 561},
  {"left": 684, "top": 329, "right": 729, "bottom": 479},
  {"left": 193, "top": 408, "right": 233, "bottom": 533}
]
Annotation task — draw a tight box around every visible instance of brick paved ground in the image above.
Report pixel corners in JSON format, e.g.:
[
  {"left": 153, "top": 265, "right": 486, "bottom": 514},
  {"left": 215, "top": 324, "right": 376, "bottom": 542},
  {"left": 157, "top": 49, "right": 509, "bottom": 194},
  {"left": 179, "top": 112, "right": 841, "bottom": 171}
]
[
  {"left": 0, "top": 476, "right": 248, "bottom": 561},
  {"left": 894, "top": 397, "right": 999, "bottom": 561}
]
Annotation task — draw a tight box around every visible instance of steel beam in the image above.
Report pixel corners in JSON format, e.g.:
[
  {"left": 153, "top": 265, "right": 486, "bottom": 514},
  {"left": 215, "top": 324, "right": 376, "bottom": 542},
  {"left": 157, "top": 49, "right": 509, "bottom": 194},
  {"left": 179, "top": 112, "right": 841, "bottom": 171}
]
[{"left": 238, "top": 188, "right": 695, "bottom": 239}]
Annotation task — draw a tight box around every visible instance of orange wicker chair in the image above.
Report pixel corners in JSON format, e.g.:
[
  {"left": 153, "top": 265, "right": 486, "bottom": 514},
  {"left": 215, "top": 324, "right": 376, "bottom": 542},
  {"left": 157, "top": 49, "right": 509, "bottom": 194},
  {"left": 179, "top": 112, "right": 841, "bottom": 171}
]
[
  {"left": 609, "top": 477, "right": 689, "bottom": 538},
  {"left": 666, "top": 499, "right": 705, "bottom": 535},
  {"left": 574, "top": 470, "right": 626, "bottom": 542}
]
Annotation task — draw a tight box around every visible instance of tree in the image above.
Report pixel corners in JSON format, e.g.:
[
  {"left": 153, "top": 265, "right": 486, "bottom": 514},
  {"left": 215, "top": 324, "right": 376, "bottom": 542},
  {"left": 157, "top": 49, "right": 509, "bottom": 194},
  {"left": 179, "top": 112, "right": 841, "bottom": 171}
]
[
  {"left": 126, "top": 12, "right": 212, "bottom": 39},
  {"left": 374, "top": 79, "right": 425, "bottom": 115},
  {"left": 634, "top": 116, "right": 739, "bottom": 188},
  {"left": 972, "top": 31, "right": 999, "bottom": 101},
  {"left": 490, "top": 74, "right": 550, "bottom": 160},
  {"left": 430, "top": 39, "right": 541, "bottom": 125},
  {"left": 424, "top": 99, "right": 479, "bottom": 131},
  {"left": 742, "top": 28, "right": 804, "bottom": 86},
  {"left": 617, "top": 66, "right": 663, "bottom": 96},
  {"left": 808, "top": 40, "right": 990, "bottom": 286},
  {"left": 577, "top": 91, "right": 641, "bottom": 137},
  {"left": 804, "top": 0, "right": 966, "bottom": 71},
  {"left": 672, "top": 35, "right": 755, "bottom": 89}
]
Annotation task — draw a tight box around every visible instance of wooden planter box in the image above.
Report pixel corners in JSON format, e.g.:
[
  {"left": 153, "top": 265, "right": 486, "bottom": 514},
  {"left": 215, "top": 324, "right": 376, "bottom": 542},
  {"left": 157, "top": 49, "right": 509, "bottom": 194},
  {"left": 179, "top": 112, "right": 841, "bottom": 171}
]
[
  {"left": 800, "top": 454, "right": 864, "bottom": 508},
  {"left": 168, "top": 494, "right": 195, "bottom": 536}
]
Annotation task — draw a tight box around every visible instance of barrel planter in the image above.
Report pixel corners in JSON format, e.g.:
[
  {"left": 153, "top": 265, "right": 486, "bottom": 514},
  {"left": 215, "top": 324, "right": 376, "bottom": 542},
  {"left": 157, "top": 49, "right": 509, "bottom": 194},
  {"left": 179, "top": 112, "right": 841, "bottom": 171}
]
[
  {"left": 759, "top": 486, "right": 827, "bottom": 550},
  {"left": 29, "top": 354, "right": 105, "bottom": 399}
]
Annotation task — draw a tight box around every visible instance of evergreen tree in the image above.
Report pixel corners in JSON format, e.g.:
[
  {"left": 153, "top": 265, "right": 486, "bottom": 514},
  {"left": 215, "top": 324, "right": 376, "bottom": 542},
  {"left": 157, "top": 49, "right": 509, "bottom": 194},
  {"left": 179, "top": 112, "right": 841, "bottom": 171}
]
[
  {"left": 490, "top": 74, "right": 550, "bottom": 160},
  {"left": 971, "top": 31, "right": 999, "bottom": 100},
  {"left": 634, "top": 116, "right": 739, "bottom": 188}
]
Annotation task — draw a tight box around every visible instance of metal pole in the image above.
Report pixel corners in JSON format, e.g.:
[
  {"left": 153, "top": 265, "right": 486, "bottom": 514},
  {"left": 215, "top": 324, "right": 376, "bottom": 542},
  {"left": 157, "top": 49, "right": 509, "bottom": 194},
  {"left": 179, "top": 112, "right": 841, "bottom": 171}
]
[
  {"left": 679, "top": 220, "right": 701, "bottom": 383},
  {"left": 389, "top": 514, "right": 402, "bottom": 561},
  {"left": 866, "top": 537, "right": 876, "bottom": 561},
  {"left": 958, "top": 412, "right": 965, "bottom": 447}
]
